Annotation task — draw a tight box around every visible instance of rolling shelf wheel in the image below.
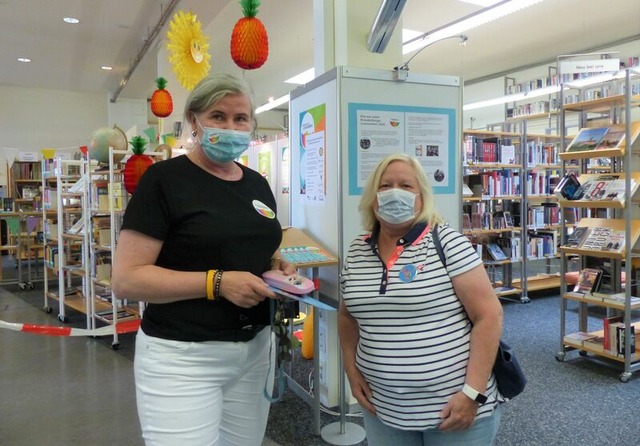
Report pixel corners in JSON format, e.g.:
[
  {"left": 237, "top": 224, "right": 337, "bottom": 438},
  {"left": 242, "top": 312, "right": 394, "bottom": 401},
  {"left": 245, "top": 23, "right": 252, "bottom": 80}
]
[
  {"left": 57, "top": 314, "right": 68, "bottom": 323},
  {"left": 579, "top": 350, "right": 588, "bottom": 357},
  {"left": 18, "top": 283, "right": 27, "bottom": 290},
  {"left": 620, "top": 372, "right": 631, "bottom": 383},
  {"left": 43, "top": 306, "right": 52, "bottom": 313},
  {"left": 28, "top": 282, "right": 35, "bottom": 289},
  {"left": 111, "top": 342, "right": 120, "bottom": 350},
  {"left": 555, "top": 351, "right": 565, "bottom": 362},
  {"left": 519, "top": 296, "right": 531, "bottom": 304}
]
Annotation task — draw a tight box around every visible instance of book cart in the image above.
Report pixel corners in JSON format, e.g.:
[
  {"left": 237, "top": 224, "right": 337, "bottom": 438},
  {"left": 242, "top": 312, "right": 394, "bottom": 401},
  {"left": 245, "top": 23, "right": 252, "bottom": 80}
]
[
  {"left": 556, "top": 65, "right": 640, "bottom": 381},
  {"left": 276, "top": 227, "right": 338, "bottom": 436}
]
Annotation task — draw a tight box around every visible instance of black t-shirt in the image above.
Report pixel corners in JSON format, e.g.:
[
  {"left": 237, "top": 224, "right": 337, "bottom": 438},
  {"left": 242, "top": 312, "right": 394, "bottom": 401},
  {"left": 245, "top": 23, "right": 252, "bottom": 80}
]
[{"left": 120, "top": 155, "right": 282, "bottom": 341}]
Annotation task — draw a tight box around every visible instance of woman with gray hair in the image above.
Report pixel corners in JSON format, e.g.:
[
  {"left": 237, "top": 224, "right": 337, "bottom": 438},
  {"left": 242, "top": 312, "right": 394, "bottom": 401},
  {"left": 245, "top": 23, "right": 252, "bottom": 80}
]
[
  {"left": 338, "top": 153, "right": 504, "bottom": 445},
  {"left": 113, "top": 72, "right": 294, "bottom": 446}
]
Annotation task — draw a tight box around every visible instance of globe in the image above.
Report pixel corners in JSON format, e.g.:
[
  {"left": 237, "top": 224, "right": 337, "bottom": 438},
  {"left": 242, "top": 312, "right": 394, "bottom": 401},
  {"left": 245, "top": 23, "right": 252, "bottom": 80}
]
[{"left": 88, "top": 125, "right": 128, "bottom": 164}]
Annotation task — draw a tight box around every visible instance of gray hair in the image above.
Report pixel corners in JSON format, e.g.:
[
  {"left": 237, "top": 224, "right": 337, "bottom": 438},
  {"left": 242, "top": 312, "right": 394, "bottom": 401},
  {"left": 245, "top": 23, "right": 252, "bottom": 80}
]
[
  {"left": 184, "top": 72, "right": 257, "bottom": 131},
  {"left": 359, "top": 153, "right": 444, "bottom": 231}
]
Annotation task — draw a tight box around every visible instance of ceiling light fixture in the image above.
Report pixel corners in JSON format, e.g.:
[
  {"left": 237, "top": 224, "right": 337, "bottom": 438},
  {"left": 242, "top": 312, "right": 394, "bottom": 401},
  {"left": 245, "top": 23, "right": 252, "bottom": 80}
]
[
  {"left": 63, "top": 17, "right": 80, "bottom": 24},
  {"left": 402, "top": 0, "right": 544, "bottom": 55},
  {"left": 17, "top": 57, "right": 31, "bottom": 63},
  {"left": 101, "top": 66, "right": 113, "bottom": 71},
  {"left": 463, "top": 84, "right": 560, "bottom": 110},
  {"left": 256, "top": 94, "right": 290, "bottom": 114},
  {"left": 285, "top": 68, "right": 315, "bottom": 85}
]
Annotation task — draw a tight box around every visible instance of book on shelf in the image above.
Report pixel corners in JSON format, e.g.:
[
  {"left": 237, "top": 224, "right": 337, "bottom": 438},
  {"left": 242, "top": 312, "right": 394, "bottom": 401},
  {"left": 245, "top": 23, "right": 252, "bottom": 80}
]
[
  {"left": 573, "top": 268, "right": 603, "bottom": 294},
  {"left": 554, "top": 173, "right": 581, "bottom": 200},
  {"left": 615, "top": 325, "right": 637, "bottom": 356},
  {"left": 565, "top": 331, "right": 599, "bottom": 344},
  {"left": 595, "top": 130, "right": 625, "bottom": 150},
  {"left": 471, "top": 212, "right": 483, "bottom": 230},
  {"left": 564, "top": 226, "right": 591, "bottom": 248},
  {"left": 596, "top": 292, "right": 640, "bottom": 306},
  {"left": 580, "top": 227, "right": 625, "bottom": 253},
  {"left": 565, "top": 127, "right": 609, "bottom": 153},
  {"left": 577, "top": 175, "right": 630, "bottom": 202},
  {"left": 582, "top": 335, "right": 605, "bottom": 352},
  {"left": 95, "top": 309, "right": 137, "bottom": 322},
  {"left": 603, "top": 315, "right": 623, "bottom": 351},
  {"left": 462, "top": 214, "right": 472, "bottom": 231},
  {"left": 499, "top": 144, "right": 516, "bottom": 164},
  {"left": 486, "top": 243, "right": 508, "bottom": 261}
]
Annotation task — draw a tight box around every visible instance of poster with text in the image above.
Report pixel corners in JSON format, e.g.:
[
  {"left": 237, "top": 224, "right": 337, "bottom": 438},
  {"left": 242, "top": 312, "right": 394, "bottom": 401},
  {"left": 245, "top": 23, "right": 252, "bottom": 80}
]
[
  {"left": 348, "top": 103, "right": 455, "bottom": 195},
  {"left": 298, "top": 104, "right": 326, "bottom": 204}
]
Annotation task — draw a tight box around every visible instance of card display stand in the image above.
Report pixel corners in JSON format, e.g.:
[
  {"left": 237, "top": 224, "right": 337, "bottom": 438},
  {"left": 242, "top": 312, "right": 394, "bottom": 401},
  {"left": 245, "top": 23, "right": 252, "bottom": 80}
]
[{"left": 277, "top": 227, "right": 338, "bottom": 436}]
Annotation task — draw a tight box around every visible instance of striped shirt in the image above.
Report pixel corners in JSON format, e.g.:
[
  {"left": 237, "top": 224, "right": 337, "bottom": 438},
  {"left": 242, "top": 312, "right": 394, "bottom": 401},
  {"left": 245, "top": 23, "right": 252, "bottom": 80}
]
[{"left": 340, "top": 222, "right": 499, "bottom": 430}]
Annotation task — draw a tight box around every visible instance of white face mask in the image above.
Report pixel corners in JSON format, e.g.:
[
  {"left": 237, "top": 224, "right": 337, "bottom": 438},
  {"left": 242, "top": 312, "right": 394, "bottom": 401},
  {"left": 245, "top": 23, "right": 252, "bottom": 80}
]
[{"left": 375, "top": 188, "right": 418, "bottom": 225}]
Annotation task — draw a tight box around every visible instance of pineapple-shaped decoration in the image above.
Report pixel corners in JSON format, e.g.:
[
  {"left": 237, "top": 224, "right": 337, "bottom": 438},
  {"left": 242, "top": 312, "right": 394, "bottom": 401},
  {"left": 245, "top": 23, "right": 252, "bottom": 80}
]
[
  {"left": 123, "top": 136, "right": 154, "bottom": 195},
  {"left": 150, "top": 77, "right": 173, "bottom": 118},
  {"left": 230, "top": 0, "right": 269, "bottom": 70}
]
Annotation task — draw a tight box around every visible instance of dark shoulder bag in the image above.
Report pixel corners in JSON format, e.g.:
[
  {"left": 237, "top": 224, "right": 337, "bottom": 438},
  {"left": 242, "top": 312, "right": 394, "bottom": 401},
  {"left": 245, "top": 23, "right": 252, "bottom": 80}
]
[{"left": 432, "top": 224, "right": 527, "bottom": 399}]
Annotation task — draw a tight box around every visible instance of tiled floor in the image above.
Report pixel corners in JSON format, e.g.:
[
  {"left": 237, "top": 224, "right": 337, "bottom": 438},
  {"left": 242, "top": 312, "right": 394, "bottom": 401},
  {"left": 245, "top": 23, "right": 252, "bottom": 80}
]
[{"left": 0, "top": 287, "right": 282, "bottom": 446}]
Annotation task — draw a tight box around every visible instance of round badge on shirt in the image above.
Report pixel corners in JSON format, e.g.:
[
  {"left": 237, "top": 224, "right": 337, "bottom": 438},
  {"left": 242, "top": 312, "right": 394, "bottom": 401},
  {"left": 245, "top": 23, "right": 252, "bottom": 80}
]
[
  {"left": 399, "top": 264, "right": 417, "bottom": 282},
  {"left": 252, "top": 200, "right": 276, "bottom": 219}
]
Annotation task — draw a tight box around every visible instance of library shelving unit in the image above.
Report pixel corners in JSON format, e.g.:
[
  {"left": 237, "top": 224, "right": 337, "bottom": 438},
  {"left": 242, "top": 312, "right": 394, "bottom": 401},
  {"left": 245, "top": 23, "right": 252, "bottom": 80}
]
[
  {"left": 87, "top": 148, "right": 167, "bottom": 348},
  {"left": 515, "top": 126, "right": 566, "bottom": 298},
  {"left": 9, "top": 158, "right": 43, "bottom": 212},
  {"left": 42, "top": 158, "right": 96, "bottom": 325},
  {"left": 462, "top": 129, "right": 525, "bottom": 302},
  {"left": 556, "top": 66, "right": 640, "bottom": 381}
]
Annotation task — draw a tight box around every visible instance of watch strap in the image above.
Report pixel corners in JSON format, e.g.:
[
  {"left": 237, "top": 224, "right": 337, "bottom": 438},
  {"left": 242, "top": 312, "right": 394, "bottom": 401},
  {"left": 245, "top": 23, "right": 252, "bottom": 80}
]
[{"left": 462, "top": 383, "right": 488, "bottom": 404}]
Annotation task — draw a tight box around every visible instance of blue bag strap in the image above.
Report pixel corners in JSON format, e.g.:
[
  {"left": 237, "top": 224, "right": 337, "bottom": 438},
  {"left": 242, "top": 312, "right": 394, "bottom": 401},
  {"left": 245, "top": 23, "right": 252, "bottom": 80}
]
[{"left": 432, "top": 224, "right": 447, "bottom": 268}]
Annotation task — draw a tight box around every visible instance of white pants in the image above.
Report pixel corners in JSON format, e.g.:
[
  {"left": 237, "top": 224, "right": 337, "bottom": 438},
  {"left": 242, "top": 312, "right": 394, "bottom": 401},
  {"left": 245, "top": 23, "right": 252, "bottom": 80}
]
[{"left": 134, "top": 327, "right": 274, "bottom": 446}]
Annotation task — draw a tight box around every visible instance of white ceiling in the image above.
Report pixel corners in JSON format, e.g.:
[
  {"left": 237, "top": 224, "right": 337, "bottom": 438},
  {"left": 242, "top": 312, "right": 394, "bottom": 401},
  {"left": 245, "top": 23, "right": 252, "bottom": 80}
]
[{"left": 1, "top": 0, "right": 638, "bottom": 109}]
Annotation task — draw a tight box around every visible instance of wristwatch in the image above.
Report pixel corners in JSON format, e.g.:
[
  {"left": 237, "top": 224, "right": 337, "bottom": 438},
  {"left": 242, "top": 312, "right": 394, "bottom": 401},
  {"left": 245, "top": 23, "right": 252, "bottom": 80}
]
[{"left": 462, "top": 383, "right": 488, "bottom": 404}]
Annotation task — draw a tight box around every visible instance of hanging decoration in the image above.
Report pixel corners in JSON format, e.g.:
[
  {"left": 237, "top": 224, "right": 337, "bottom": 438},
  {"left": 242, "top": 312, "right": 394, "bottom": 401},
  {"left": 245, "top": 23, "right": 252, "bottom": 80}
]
[
  {"left": 150, "top": 77, "right": 173, "bottom": 118},
  {"left": 123, "top": 136, "right": 154, "bottom": 195},
  {"left": 167, "top": 10, "right": 211, "bottom": 90},
  {"left": 230, "top": 0, "right": 269, "bottom": 70}
]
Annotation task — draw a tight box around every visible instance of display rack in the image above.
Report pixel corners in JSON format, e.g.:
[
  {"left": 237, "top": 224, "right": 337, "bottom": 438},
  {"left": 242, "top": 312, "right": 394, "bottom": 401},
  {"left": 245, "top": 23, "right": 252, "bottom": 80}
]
[
  {"left": 277, "top": 227, "right": 338, "bottom": 437},
  {"left": 556, "top": 66, "right": 640, "bottom": 381}
]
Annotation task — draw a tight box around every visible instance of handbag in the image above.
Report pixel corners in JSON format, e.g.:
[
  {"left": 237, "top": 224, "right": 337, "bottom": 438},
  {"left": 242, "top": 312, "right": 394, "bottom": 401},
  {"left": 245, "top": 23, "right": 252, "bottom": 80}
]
[{"left": 431, "top": 224, "right": 527, "bottom": 399}]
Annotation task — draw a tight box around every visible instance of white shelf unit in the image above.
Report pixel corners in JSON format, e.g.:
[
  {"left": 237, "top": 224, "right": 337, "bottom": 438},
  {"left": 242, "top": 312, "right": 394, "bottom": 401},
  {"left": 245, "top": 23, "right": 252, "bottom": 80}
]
[
  {"left": 556, "top": 67, "right": 640, "bottom": 381},
  {"left": 41, "top": 158, "right": 92, "bottom": 325},
  {"left": 87, "top": 148, "right": 167, "bottom": 348}
]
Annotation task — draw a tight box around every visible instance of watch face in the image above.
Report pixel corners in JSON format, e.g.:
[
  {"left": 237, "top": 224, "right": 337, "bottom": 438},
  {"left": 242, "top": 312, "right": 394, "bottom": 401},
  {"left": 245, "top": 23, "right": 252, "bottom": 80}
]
[{"left": 476, "top": 394, "right": 488, "bottom": 404}]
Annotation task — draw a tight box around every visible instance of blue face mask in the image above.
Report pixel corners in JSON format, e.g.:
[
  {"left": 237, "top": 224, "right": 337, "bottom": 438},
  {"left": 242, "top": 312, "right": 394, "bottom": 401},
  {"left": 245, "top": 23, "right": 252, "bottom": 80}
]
[
  {"left": 197, "top": 121, "right": 251, "bottom": 163},
  {"left": 375, "top": 188, "right": 418, "bottom": 225}
]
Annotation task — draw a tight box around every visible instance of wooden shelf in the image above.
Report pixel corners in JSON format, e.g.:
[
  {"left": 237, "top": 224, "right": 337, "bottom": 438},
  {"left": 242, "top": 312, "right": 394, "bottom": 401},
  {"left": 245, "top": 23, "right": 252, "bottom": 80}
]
[
  {"left": 560, "top": 218, "right": 640, "bottom": 259},
  {"left": 563, "top": 292, "right": 640, "bottom": 311},
  {"left": 513, "top": 274, "right": 561, "bottom": 292},
  {"left": 562, "top": 94, "right": 640, "bottom": 113}
]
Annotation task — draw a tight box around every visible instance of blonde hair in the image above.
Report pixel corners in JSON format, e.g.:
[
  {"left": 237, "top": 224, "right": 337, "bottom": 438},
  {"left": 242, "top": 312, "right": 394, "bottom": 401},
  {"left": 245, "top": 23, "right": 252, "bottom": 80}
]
[{"left": 359, "top": 153, "right": 444, "bottom": 231}]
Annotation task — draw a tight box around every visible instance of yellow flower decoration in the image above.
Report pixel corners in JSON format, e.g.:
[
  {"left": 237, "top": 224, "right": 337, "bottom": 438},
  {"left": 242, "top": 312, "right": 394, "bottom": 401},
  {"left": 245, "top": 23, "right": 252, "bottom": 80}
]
[{"left": 166, "top": 10, "right": 211, "bottom": 91}]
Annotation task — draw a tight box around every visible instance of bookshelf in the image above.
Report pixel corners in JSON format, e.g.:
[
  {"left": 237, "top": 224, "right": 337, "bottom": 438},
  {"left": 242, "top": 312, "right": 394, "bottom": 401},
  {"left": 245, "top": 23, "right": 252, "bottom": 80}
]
[
  {"left": 462, "top": 129, "right": 525, "bottom": 301},
  {"left": 556, "top": 66, "right": 640, "bottom": 381}
]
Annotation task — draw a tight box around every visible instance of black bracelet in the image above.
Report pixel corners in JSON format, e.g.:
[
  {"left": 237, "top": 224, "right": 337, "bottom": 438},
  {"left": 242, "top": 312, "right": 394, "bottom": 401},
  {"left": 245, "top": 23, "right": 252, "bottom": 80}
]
[{"left": 214, "top": 270, "right": 223, "bottom": 299}]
